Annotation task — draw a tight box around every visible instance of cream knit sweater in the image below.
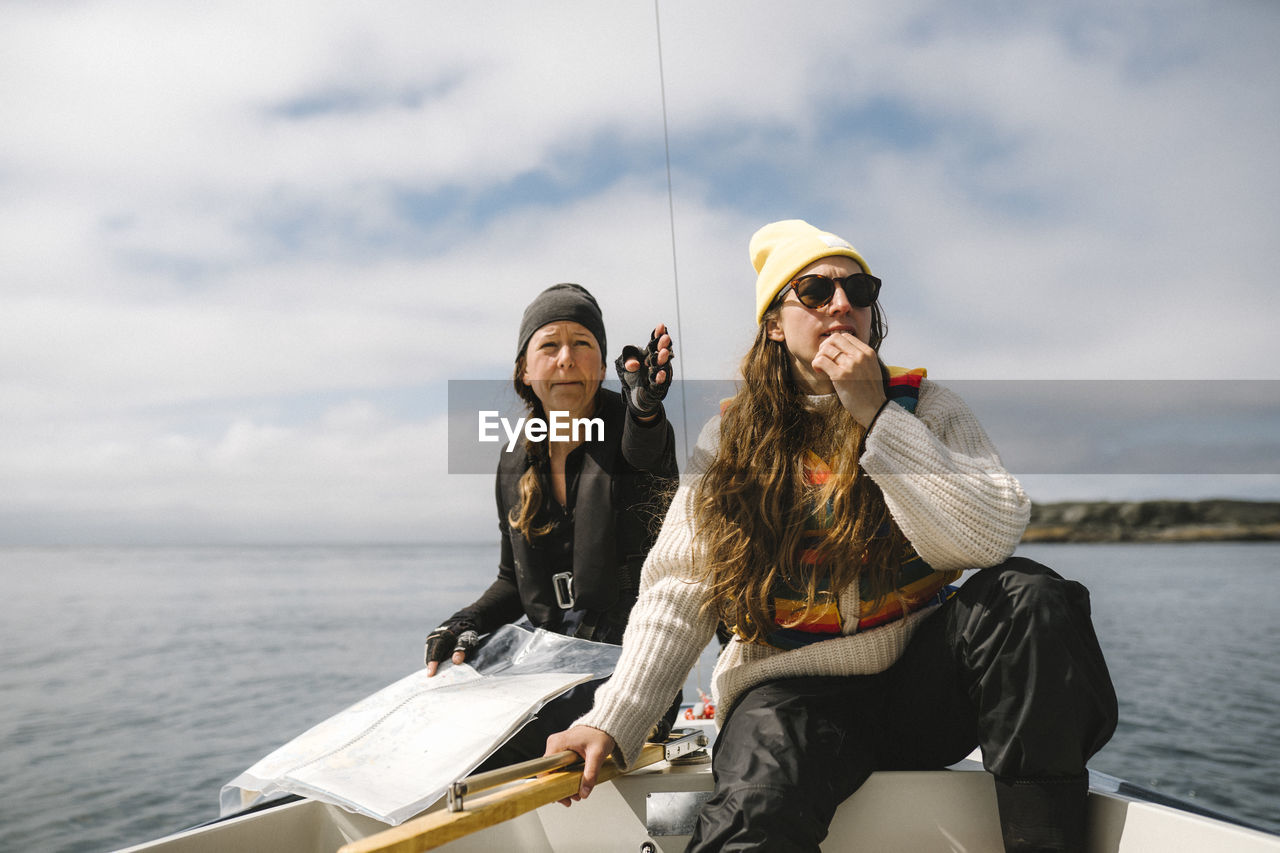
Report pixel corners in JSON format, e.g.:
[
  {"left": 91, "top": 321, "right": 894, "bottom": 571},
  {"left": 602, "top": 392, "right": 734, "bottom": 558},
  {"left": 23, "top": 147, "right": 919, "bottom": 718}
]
[{"left": 576, "top": 379, "right": 1031, "bottom": 767}]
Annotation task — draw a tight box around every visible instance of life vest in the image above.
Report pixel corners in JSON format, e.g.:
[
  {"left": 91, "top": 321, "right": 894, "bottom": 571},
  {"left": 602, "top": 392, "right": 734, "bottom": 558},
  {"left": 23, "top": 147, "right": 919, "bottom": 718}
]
[
  {"left": 495, "top": 389, "right": 679, "bottom": 643},
  {"left": 740, "top": 366, "right": 962, "bottom": 650}
]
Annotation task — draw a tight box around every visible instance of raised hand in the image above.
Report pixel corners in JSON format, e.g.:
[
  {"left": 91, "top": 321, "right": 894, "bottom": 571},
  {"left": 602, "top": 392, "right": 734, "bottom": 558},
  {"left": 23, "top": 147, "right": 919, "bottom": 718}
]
[{"left": 614, "top": 323, "right": 674, "bottom": 420}]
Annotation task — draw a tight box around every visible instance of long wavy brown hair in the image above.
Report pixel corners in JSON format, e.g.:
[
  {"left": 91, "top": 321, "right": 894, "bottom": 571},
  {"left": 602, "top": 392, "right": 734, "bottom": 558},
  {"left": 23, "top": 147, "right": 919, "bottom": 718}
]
[
  {"left": 691, "top": 300, "right": 901, "bottom": 642},
  {"left": 506, "top": 352, "right": 604, "bottom": 541}
]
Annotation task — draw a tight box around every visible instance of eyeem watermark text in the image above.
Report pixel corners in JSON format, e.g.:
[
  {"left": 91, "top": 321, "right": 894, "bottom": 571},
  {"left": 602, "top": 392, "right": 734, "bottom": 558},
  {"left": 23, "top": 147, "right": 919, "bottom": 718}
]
[{"left": 478, "top": 410, "right": 605, "bottom": 451}]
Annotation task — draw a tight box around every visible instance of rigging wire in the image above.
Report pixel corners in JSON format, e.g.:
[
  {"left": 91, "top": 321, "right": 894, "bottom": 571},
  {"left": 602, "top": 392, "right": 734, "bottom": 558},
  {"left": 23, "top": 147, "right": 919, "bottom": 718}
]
[
  {"left": 655, "top": 0, "right": 707, "bottom": 697},
  {"left": 653, "top": 0, "right": 690, "bottom": 469}
]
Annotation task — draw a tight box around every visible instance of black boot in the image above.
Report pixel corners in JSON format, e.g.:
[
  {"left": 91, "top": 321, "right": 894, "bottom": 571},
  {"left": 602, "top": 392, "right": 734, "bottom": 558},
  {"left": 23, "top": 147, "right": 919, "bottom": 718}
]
[{"left": 994, "top": 774, "right": 1089, "bottom": 852}]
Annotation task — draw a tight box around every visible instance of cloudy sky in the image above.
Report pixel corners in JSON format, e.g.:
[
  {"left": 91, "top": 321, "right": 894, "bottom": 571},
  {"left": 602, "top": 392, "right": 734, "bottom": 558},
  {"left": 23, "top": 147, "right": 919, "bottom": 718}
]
[{"left": 3, "top": 0, "right": 1277, "bottom": 545}]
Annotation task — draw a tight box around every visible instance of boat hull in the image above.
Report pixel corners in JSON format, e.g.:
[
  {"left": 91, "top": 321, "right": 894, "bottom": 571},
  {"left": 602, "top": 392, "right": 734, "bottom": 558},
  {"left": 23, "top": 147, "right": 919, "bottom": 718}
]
[{"left": 117, "top": 756, "right": 1280, "bottom": 853}]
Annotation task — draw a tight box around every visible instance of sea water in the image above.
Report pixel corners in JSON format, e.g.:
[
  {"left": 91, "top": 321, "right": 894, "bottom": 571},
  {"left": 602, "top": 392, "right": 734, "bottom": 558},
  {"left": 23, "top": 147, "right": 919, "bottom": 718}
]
[{"left": 1, "top": 542, "right": 1277, "bottom": 852}]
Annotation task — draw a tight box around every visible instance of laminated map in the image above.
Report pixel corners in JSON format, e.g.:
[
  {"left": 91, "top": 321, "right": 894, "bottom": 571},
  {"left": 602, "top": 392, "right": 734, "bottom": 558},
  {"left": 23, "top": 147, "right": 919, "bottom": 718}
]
[{"left": 221, "top": 625, "right": 621, "bottom": 825}]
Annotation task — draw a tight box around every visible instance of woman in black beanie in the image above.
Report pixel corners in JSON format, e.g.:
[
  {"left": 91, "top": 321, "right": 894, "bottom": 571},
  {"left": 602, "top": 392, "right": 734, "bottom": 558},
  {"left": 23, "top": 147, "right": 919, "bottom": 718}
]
[{"left": 424, "top": 283, "right": 682, "bottom": 767}]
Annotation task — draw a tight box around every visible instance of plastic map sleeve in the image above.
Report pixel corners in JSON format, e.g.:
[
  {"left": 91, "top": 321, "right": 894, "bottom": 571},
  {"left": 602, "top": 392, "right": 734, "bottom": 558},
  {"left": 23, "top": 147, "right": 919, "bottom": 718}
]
[{"left": 220, "top": 624, "right": 622, "bottom": 825}]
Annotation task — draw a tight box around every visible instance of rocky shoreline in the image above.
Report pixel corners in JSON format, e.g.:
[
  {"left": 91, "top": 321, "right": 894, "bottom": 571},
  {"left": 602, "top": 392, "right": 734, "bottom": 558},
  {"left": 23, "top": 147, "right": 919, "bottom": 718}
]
[{"left": 1023, "top": 499, "right": 1280, "bottom": 543}]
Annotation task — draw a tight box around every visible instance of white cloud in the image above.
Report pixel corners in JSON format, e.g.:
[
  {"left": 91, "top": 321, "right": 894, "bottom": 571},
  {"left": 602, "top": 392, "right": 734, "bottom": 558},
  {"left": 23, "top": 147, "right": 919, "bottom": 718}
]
[{"left": 1, "top": 0, "right": 1277, "bottom": 542}]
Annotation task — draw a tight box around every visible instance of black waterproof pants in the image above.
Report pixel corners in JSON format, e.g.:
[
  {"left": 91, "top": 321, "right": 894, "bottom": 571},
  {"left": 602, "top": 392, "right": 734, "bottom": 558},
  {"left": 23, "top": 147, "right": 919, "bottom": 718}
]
[{"left": 688, "top": 557, "right": 1118, "bottom": 852}]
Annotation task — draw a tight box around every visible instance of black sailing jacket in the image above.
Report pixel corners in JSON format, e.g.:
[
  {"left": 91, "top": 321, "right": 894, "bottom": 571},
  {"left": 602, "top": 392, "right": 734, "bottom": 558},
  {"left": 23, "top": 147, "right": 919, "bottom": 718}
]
[{"left": 451, "top": 389, "right": 678, "bottom": 643}]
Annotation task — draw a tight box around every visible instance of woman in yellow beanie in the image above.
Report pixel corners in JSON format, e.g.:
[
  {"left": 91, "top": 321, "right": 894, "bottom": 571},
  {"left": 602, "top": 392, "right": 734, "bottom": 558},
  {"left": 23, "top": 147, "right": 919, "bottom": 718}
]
[{"left": 548, "top": 222, "right": 1117, "bottom": 852}]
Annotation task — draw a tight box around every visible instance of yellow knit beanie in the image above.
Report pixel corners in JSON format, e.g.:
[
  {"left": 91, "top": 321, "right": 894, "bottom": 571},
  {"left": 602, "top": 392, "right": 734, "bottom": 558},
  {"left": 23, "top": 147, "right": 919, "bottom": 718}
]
[{"left": 749, "top": 220, "right": 871, "bottom": 323}]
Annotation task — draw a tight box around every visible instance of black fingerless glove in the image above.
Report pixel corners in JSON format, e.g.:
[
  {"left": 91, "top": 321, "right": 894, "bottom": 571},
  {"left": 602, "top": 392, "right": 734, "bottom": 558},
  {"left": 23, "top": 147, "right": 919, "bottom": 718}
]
[
  {"left": 423, "top": 620, "right": 480, "bottom": 666},
  {"left": 614, "top": 328, "right": 674, "bottom": 419}
]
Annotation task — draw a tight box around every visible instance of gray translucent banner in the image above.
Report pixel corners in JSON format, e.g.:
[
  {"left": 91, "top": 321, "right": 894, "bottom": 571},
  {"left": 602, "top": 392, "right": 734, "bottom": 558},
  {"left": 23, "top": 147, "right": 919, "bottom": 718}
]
[{"left": 447, "top": 379, "right": 1280, "bottom": 476}]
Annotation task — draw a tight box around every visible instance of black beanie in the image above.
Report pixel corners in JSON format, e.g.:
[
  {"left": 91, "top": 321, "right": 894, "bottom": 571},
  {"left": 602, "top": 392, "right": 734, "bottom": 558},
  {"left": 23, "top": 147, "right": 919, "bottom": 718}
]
[{"left": 516, "top": 283, "right": 607, "bottom": 359}]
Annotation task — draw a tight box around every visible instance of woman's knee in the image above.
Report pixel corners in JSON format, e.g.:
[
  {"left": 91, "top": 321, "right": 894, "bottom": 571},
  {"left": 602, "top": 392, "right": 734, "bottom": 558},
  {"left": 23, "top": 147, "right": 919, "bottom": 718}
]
[
  {"left": 953, "top": 559, "right": 1118, "bottom": 766},
  {"left": 962, "top": 557, "right": 1092, "bottom": 629}
]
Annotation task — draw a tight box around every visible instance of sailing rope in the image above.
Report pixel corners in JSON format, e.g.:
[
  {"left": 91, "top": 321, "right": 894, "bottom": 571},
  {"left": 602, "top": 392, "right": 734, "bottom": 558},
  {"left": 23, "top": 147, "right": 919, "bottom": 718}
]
[{"left": 653, "top": 0, "right": 703, "bottom": 694}]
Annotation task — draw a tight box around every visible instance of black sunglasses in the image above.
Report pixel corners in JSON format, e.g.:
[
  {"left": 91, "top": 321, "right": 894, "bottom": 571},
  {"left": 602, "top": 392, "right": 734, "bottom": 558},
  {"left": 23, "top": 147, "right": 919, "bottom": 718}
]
[{"left": 784, "top": 273, "right": 881, "bottom": 309}]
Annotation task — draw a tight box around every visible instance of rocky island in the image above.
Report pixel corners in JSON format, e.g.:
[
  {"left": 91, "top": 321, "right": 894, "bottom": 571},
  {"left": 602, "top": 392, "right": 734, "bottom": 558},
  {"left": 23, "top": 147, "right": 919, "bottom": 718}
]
[{"left": 1023, "top": 499, "right": 1280, "bottom": 543}]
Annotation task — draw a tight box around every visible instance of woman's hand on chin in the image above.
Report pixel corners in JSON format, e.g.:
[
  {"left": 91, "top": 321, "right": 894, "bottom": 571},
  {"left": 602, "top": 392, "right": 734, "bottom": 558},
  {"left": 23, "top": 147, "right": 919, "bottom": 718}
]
[{"left": 812, "top": 332, "right": 886, "bottom": 427}]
